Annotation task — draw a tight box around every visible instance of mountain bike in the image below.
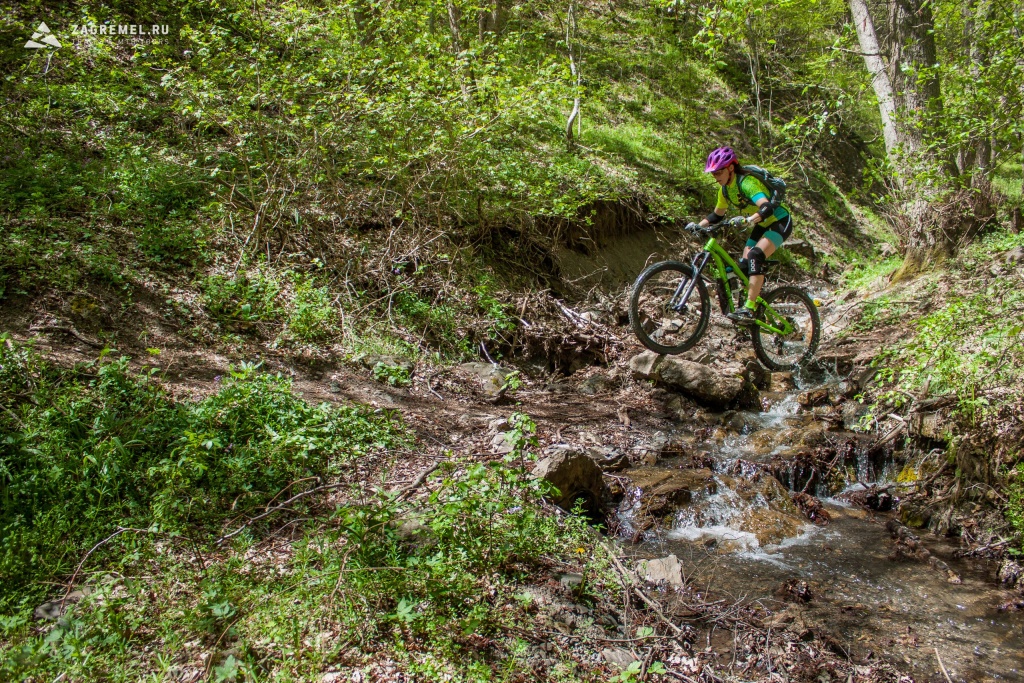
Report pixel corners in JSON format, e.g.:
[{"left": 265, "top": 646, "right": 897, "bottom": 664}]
[{"left": 628, "top": 218, "right": 820, "bottom": 371}]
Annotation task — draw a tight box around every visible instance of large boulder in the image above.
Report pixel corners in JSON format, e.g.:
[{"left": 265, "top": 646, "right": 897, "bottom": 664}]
[
  {"left": 458, "top": 362, "right": 509, "bottom": 397},
  {"left": 532, "top": 449, "right": 607, "bottom": 515},
  {"left": 656, "top": 357, "right": 743, "bottom": 408},
  {"left": 620, "top": 467, "right": 717, "bottom": 520},
  {"left": 628, "top": 351, "right": 663, "bottom": 380},
  {"left": 637, "top": 554, "right": 684, "bottom": 586}
]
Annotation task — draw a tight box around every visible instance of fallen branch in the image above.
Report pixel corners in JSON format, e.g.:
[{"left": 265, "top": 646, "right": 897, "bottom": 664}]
[
  {"left": 62, "top": 526, "right": 154, "bottom": 610},
  {"left": 396, "top": 461, "right": 442, "bottom": 500},
  {"left": 935, "top": 647, "right": 953, "bottom": 683},
  {"left": 607, "top": 552, "right": 684, "bottom": 636},
  {"left": 29, "top": 323, "right": 105, "bottom": 349},
  {"left": 216, "top": 483, "right": 346, "bottom": 544}
]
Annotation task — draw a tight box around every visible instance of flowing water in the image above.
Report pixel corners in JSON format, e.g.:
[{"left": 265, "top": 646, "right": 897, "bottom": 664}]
[{"left": 625, "top": 379, "right": 1024, "bottom": 681}]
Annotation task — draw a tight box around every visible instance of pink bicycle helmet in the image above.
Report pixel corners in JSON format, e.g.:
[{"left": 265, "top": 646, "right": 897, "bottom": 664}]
[{"left": 705, "top": 146, "right": 738, "bottom": 173}]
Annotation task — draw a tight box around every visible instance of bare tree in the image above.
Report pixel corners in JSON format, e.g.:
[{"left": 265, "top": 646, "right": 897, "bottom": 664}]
[{"left": 565, "top": 1, "right": 581, "bottom": 149}]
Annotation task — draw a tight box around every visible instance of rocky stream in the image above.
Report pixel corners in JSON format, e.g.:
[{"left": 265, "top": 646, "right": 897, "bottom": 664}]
[{"left": 583, "top": 361, "right": 1024, "bottom": 681}]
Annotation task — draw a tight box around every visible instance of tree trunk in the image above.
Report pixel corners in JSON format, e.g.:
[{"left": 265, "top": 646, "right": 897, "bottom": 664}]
[
  {"left": 352, "top": 1, "right": 378, "bottom": 45},
  {"left": 446, "top": 3, "right": 472, "bottom": 101},
  {"left": 565, "top": 1, "right": 581, "bottom": 149},
  {"left": 886, "top": 0, "right": 939, "bottom": 159},
  {"left": 477, "top": 1, "right": 508, "bottom": 41},
  {"left": 848, "top": 0, "right": 899, "bottom": 158}
]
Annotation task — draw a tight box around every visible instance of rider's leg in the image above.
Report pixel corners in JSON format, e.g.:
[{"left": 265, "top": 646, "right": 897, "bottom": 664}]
[{"left": 746, "top": 237, "right": 777, "bottom": 306}]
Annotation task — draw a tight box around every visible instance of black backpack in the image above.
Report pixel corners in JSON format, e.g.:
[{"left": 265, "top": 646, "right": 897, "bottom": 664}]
[{"left": 735, "top": 165, "right": 787, "bottom": 208}]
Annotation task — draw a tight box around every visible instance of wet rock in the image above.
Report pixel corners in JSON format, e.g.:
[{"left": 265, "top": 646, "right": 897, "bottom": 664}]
[
  {"left": 577, "top": 372, "right": 617, "bottom": 395},
  {"left": 775, "top": 578, "right": 813, "bottom": 603},
  {"left": 748, "top": 429, "right": 776, "bottom": 451},
  {"left": 621, "top": 467, "right": 716, "bottom": 519},
  {"left": 791, "top": 492, "right": 831, "bottom": 526},
  {"left": 734, "top": 348, "right": 758, "bottom": 364},
  {"left": 656, "top": 358, "right": 744, "bottom": 408},
  {"left": 532, "top": 449, "right": 607, "bottom": 515},
  {"left": 797, "top": 388, "right": 830, "bottom": 408},
  {"left": 772, "top": 372, "right": 796, "bottom": 391},
  {"left": 628, "top": 351, "right": 663, "bottom": 380},
  {"left": 898, "top": 503, "right": 933, "bottom": 529},
  {"left": 998, "top": 560, "right": 1024, "bottom": 589},
  {"left": 740, "top": 507, "right": 804, "bottom": 546},
  {"left": 743, "top": 360, "right": 771, "bottom": 390},
  {"left": 733, "top": 380, "right": 762, "bottom": 411},
  {"left": 842, "top": 401, "right": 870, "bottom": 431},
  {"left": 640, "top": 431, "right": 692, "bottom": 464},
  {"left": 458, "top": 362, "right": 509, "bottom": 397},
  {"left": 601, "top": 647, "right": 638, "bottom": 670},
  {"left": 845, "top": 486, "right": 894, "bottom": 511},
  {"left": 638, "top": 554, "right": 684, "bottom": 586},
  {"left": 587, "top": 446, "right": 630, "bottom": 472},
  {"left": 886, "top": 518, "right": 929, "bottom": 561}
]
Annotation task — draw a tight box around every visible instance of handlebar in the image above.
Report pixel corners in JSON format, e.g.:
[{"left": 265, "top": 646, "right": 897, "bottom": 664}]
[{"left": 685, "top": 216, "right": 748, "bottom": 237}]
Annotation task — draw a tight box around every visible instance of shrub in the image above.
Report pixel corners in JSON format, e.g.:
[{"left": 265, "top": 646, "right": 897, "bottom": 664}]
[
  {"left": 0, "top": 345, "right": 406, "bottom": 604},
  {"left": 285, "top": 275, "right": 338, "bottom": 343},
  {"left": 202, "top": 271, "right": 283, "bottom": 324}
]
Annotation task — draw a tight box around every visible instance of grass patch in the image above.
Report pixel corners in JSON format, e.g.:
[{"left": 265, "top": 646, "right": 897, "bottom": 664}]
[
  {"left": 840, "top": 255, "right": 902, "bottom": 292},
  {"left": 0, "top": 404, "right": 615, "bottom": 682},
  {"left": 0, "top": 341, "right": 407, "bottom": 606},
  {"left": 873, "top": 228, "right": 1024, "bottom": 419}
]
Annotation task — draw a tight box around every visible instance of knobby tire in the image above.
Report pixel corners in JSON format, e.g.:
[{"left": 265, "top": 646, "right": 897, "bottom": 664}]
[{"left": 628, "top": 261, "right": 710, "bottom": 355}]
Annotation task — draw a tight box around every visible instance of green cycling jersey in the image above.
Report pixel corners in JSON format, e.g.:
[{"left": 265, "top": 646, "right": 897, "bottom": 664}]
[{"left": 714, "top": 173, "right": 790, "bottom": 228}]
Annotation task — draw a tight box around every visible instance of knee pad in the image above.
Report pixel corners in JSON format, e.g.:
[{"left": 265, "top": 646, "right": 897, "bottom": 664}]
[
  {"left": 737, "top": 258, "right": 750, "bottom": 275},
  {"left": 747, "top": 247, "right": 766, "bottom": 276}
]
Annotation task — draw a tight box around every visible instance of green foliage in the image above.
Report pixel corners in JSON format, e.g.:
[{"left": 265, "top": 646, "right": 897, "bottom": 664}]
[
  {"left": 841, "top": 256, "right": 902, "bottom": 292},
  {"left": 1007, "top": 464, "right": 1024, "bottom": 548},
  {"left": 284, "top": 274, "right": 337, "bottom": 343},
  {"left": 874, "top": 229, "right": 1024, "bottom": 419},
  {"left": 202, "top": 271, "right": 282, "bottom": 323},
  {"left": 849, "top": 295, "right": 910, "bottom": 332},
  {"left": 0, "top": 343, "right": 406, "bottom": 604},
  {"left": 372, "top": 361, "right": 412, "bottom": 387},
  {"left": 0, "top": 442, "right": 605, "bottom": 681}
]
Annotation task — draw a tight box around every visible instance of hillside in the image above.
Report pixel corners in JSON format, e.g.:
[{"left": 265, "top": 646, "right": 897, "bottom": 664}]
[{"left": 2, "top": 0, "right": 1024, "bottom": 681}]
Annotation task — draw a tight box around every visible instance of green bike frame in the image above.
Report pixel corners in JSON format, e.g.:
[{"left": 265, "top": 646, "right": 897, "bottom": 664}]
[{"left": 674, "top": 235, "right": 795, "bottom": 336}]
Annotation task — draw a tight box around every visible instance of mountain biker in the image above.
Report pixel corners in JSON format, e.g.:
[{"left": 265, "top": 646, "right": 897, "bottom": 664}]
[{"left": 686, "top": 146, "right": 792, "bottom": 325}]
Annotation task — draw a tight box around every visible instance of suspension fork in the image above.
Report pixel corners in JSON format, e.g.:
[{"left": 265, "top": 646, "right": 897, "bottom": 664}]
[{"left": 669, "top": 251, "right": 711, "bottom": 312}]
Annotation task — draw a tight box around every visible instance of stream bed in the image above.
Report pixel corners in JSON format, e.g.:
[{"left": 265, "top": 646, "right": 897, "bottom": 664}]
[{"left": 624, "top": 379, "right": 1024, "bottom": 681}]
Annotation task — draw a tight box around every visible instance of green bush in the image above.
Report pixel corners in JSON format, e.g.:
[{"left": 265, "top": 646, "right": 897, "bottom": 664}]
[
  {"left": 285, "top": 275, "right": 338, "bottom": 343},
  {"left": 0, "top": 412, "right": 605, "bottom": 682},
  {"left": 203, "top": 271, "right": 283, "bottom": 324},
  {"left": 0, "top": 344, "right": 406, "bottom": 605}
]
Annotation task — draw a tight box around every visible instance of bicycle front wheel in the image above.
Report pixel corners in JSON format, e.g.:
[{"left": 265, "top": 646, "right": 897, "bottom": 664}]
[
  {"left": 752, "top": 286, "right": 820, "bottom": 371},
  {"left": 628, "top": 261, "right": 710, "bottom": 355}
]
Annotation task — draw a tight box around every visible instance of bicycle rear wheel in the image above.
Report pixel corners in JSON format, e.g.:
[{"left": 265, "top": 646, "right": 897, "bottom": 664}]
[
  {"left": 628, "top": 261, "right": 710, "bottom": 355},
  {"left": 751, "top": 286, "right": 820, "bottom": 371}
]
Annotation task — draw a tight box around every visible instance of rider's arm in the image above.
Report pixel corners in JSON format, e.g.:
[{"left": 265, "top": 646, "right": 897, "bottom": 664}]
[
  {"left": 746, "top": 196, "right": 772, "bottom": 225},
  {"left": 699, "top": 207, "right": 726, "bottom": 228},
  {"left": 743, "top": 176, "right": 775, "bottom": 225},
  {"left": 699, "top": 189, "right": 729, "bottom": 228}
]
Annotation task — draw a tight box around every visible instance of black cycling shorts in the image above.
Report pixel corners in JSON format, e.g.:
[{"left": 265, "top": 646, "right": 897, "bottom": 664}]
[{"left": 746, "top": 214, "right": 792, "bottom": 248}]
